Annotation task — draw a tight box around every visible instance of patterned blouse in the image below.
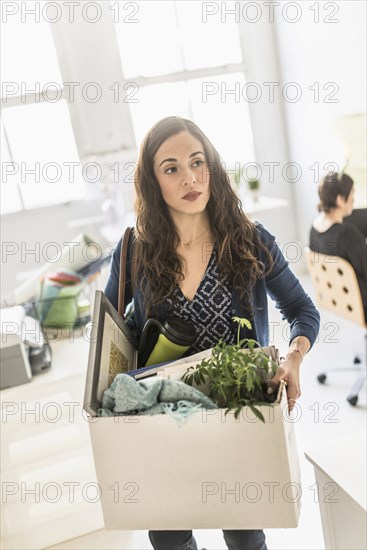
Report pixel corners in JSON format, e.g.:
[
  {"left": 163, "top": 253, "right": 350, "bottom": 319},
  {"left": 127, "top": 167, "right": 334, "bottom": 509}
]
[{"left": 166, "top": 248, "right": 237, "bottom": 353}]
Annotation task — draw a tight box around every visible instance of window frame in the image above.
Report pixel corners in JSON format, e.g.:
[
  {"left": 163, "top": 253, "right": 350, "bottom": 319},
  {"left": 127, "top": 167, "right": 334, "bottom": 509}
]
[{"left": 1, "top": 1, "right": 251, "bottom": 217}]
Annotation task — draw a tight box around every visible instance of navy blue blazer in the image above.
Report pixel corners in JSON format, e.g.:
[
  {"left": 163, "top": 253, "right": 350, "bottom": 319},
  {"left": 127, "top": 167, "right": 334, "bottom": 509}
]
[{"left": 104, "top": 223, "right": 320, "bottom": 349}]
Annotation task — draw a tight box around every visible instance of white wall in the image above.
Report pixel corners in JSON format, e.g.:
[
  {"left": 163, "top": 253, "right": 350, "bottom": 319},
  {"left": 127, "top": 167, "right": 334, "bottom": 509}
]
[
  {"left": 274, "top": 0, "right": 366, "bottom": 244},
  {"left": 50, "top": 1, "right": 135, "bottom": 156},
  {"left": 238, "top": 12, "right": 298, "bottom": 246}
]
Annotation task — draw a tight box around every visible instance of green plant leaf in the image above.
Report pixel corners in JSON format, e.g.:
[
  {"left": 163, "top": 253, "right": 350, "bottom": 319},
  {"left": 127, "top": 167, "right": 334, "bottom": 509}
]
[
  {"left": 249, "top": 405, "right": 265, "bottom": 423},
  {"left": 194, "top": 370, "right": 202, "bottom": 386},
  {"left": 232, "top": 316, "right": 252, "bottom": 330},
  {"left": 181, "top": 327, "right": 278, "bottom": 423},
  {"left": 246, "top": 371, "right": 254, "bottom": 392}
]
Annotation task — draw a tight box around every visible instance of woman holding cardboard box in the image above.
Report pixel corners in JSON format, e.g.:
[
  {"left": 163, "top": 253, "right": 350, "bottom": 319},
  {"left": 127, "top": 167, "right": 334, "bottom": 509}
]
[{"left": 105, "top": 116, "right": 320, "bottom": 550}]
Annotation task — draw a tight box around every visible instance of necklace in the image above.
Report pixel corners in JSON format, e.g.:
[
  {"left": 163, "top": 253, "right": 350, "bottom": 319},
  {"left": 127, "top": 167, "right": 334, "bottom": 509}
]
[{"left": 181, "top": 227, "right": 209, "bottom": 246}]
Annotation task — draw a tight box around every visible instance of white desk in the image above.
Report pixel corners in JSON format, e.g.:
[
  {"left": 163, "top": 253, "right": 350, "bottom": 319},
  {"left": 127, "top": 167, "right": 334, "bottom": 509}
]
[
  {"left": 305, "top": 430, "right": 367, "bottom": 550},
  {"left": 239, "top": 194, "right": 289, "bottom": 216},
  {"left": 0, "top": 336, "right": 104, "bottom": 550}
]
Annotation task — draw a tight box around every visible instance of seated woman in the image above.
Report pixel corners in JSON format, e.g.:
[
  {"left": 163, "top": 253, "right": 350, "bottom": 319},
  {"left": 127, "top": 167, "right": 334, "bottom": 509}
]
[{"left": 309, "top": 171, "right": 367, "bottom": 320}]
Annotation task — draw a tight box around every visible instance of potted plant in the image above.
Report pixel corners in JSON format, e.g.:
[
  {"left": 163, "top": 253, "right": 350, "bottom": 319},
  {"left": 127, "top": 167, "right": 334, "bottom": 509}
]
[
  {"left": 182, "top": 318, "right": 279, "bottom": 422},
  {"left": 246, "top": 178, "right": 261, "bottom": 201}
]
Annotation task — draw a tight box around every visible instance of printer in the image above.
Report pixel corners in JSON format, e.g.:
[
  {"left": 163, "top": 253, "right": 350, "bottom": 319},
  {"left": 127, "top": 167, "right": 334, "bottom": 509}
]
[{"left": 0, "top": 306, "right": 52, "bottom": 390}]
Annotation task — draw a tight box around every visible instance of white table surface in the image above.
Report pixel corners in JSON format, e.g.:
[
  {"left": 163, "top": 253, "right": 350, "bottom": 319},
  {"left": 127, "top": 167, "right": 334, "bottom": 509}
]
[
  {"left": 239, "top": 194, "right": 289, "bottom": 215},
  {"left": 305, "top": 428, "right": 367, "bottom": 510},
  {"left": 0, "top": 335, "right": 103, "bottom": 550}
]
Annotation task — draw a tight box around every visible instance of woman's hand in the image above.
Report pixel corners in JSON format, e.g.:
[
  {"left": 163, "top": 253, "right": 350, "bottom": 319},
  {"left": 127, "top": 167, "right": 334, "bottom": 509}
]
[
  {"left": 267, "top": 336, "right": 311, "bottom": 413},
  {"left": 267, "top": 352, "right": 302, "bottom": 413}
]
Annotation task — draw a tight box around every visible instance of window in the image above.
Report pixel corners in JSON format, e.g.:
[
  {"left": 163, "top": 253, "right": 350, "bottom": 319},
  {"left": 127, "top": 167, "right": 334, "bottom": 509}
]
[
  {"left": 114, "top": 0, "right": 255, "bottom": 167},
  {"left": 0, "top": 118, "right": 23, "bottom": 214},
  {"left": 115, "top": 1, "right": 243, "bottom": 78},
  {"left": 1, "top": 101, "right": 85, "bottom": 213},
  {"left": 1, "top": 11, "right": 84, "bottom": 214},
  {"left": 128, "top": 73, "right": 255, "bottom": 167},
  {"left": 1, "top": 1, "right": 256, "bottom": 214}
]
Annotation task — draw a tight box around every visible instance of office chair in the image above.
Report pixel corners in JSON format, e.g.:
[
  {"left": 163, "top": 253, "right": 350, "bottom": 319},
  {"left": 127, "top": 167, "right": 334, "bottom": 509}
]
[{"left": 304, "top": 247, "right": 367, "bottom": 406}]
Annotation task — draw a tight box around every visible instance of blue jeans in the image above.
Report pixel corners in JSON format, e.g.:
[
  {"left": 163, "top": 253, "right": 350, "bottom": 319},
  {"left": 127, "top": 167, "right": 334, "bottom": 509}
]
[{"left": 148, "top": 529, "right": 267, "bottom": 550}]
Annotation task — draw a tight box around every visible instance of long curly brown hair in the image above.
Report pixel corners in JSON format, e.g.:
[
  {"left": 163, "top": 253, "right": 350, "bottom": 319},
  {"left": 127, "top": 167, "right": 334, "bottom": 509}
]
[{"left": 134, "top": 116, "right": 273, "bottom": 318}]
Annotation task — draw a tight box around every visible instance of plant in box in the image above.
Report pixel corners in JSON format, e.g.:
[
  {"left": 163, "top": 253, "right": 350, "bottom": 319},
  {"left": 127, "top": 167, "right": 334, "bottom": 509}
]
[{"left": 183, "top": 317, "right": 279, "bottom": 422}]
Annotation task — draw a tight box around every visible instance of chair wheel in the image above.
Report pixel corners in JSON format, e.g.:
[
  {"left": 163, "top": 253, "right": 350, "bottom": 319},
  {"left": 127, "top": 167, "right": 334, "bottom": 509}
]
[
  {"left": 347, "top": 395, "right": 358, "bottom": 406},
  {"left": 317, "top": 374, "right": 327, "bottom": 384}
]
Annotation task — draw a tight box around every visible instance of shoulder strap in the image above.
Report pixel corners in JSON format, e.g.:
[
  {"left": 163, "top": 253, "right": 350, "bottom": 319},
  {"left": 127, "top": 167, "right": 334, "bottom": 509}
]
[{"left": 118, "top": 227, "right": 137, "bottom": 318}]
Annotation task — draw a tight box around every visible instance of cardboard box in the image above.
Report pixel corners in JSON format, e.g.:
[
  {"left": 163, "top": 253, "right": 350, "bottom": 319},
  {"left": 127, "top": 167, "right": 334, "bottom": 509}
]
[
  {"left": 84, "top": 291, "right": 301, "bottom": 529},
  {"left": 84, "top": 381, "right": 301, "bottom": 530}
]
